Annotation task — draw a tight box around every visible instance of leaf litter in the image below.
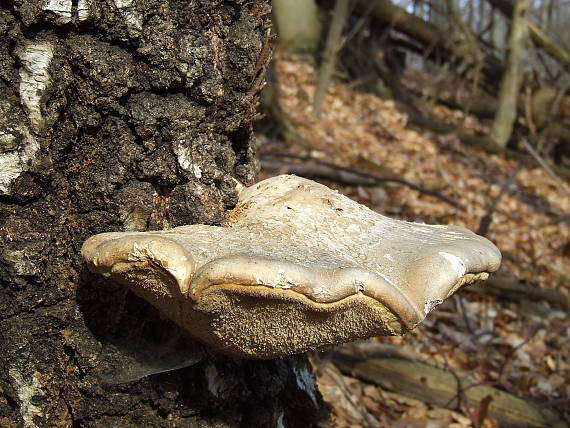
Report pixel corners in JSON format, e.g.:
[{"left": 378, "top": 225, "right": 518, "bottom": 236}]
[{"left": 257, "top": 56, "right": 570, "bottom": 426}]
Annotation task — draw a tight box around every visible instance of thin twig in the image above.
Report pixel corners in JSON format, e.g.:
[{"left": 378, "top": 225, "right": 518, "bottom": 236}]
[
  {"left": 455, "top": 294, "right": 474, "bottom": 334},
  {"left": 477, "top": 164, "right": 522, "bottom": 237},
  {"left": 521, "top": 139, "right": 570, "bottom": 201},
  {"left": 313, "top": 0, "right": 350, "bottom": 115},
  {"left": 324, "top": 362, "right": 379, "bottom": 428},
  {"left": 438, "top": 351, "right": 469, "bottom": 412},
  {"left": 261, "top": 153, "right": 464, "bottom": 209},
  {"left": 340, "top": 1, "right": 375, "bottom": 50}
]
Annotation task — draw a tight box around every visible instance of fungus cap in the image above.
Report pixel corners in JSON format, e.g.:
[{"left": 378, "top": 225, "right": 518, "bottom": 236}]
[{"left": 82, "top": 175, "right": 501, "bottom": 359}]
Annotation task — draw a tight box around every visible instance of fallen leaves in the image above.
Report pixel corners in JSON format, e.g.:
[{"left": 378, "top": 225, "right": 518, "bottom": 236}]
[{"left": 259, "top": 54, "right": 570, "bottom": 426}]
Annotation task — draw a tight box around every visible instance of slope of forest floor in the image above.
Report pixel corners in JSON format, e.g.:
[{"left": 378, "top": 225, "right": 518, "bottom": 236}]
[{"left": 257, "top": 56, "right": 570, "bottom": 427}]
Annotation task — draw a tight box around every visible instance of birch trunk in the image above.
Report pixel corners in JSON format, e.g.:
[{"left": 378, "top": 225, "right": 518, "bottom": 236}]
[
  {"left": 489, "top": 0, "right": 531, "bottom": 148},
  {"left": 0, "top": 1, "right": 327, "bottom": 426}
]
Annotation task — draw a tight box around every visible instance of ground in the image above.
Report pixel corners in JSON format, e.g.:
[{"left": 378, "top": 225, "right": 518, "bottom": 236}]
[{"left": 257, "top": 56, "right": 570, "bottom": 427}]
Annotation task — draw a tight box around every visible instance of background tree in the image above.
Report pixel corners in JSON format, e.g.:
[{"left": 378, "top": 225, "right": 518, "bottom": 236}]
[
  {"left": 489, "top": 0, "right": 531, "bottom": 148},
  {"left": 272, "top": 0, "right": 322, "bottom": 54}
]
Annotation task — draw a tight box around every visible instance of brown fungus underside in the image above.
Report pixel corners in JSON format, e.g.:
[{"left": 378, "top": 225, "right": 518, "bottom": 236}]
[{"left": 82, "top": 175, "right": 501, "bottom": 359}]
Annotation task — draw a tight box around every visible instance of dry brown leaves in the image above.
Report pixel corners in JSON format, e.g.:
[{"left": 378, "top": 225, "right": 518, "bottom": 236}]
[{"left": 259, "top": 56, "right": 570, "bottom": 426}]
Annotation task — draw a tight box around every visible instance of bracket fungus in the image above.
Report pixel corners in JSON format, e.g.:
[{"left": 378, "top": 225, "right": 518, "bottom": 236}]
[{"left": 82, "top": 175, "right": 501, "bottom": 359}]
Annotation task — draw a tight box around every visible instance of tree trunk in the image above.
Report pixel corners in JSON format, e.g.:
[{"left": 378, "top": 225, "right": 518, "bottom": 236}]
[
  {"left": 489, "top": 0, "right": 531, "bottom": 148},
  {"left": 313, "top": 0, "right": 350, "bottom": 114},
  {"left": 490, "top": 9, "right": 507, "bottom": 59},
  {"left": 331, "top": 352, "right": 567, "bottom": 428},
  {"left": 272, "top": 0, "right": 322, "bottom": 54},
  {"left": 428, "top": 0, "right": 447, "bottom": 30},
  {"left": 0, "top": 1, "right": 327, "bottom": 426},
  {"left": 488, "top": 0, "right": 570, "bottom": 71},
  {"left": 353, "top": 0, "right": 506, "bottom": 87}
]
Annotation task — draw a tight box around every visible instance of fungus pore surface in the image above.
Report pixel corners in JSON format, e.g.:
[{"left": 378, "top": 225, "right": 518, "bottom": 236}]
[{"left": 82, "top": 175, "right": 501, "bottom": 359}]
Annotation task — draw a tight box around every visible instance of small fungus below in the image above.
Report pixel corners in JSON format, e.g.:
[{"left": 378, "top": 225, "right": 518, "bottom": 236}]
[{"left": 82, "top": 175, "right": 501, "bottom": 359}]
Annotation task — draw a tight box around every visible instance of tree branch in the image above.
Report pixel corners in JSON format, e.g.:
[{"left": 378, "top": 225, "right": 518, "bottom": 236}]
[{"left": 261, "top": 153, "right": 464, "bottom": 209}]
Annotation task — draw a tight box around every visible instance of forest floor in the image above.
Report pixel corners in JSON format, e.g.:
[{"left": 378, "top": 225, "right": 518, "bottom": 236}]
[{"left": 256, "top": 56, "right": 570, "bottom": 427}]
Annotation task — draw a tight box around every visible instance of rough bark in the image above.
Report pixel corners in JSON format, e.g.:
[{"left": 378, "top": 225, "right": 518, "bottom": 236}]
[
  {"left": 489, "top": 0, "right": 531, "bottom": 148},
  {"left": 0, "top": 1, "right": 327, "bottom": 426}
]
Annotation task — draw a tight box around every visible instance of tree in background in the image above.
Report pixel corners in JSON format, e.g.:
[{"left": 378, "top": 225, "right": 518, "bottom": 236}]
[
  {"left": 272, "top": 0, "right": 322, "bottom": 54},
  {"left": 268, "top": 0, "right": 570, "bottom": 169},
  {"left": 490, "top": 0, "right": 531, "bottom": 148}
]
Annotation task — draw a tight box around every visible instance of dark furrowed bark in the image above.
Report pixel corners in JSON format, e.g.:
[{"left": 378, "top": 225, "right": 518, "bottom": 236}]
[{"left": 0, "top": 1, "right": 327, "bottom": 426}]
